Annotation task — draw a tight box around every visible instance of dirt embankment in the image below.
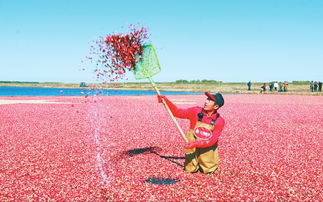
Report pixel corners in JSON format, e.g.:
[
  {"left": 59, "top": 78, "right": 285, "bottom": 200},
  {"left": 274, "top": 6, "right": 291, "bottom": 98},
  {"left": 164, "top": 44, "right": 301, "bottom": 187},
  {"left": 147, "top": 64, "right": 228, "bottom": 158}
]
[{"left": 0, "top": 82, "right": 322, "bottom": 95}]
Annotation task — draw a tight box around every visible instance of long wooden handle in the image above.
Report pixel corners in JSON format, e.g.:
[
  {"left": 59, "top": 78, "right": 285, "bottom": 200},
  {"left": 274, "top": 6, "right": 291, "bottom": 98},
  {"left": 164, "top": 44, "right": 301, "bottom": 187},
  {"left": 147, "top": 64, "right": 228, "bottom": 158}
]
[{"left": 148, "top": 77, "right": 188, "bottom": 142}]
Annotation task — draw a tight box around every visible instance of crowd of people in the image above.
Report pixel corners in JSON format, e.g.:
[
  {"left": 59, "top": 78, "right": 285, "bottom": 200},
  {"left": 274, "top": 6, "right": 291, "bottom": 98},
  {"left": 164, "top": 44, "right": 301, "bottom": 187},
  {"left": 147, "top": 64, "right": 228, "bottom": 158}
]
[
  {"left": 246, "top": 81, "right": 322, "bottom": 93},
  {"left": 248, "top": 81, "right": 289, "bottom": 93},
  {"left": 310, "top": 81, "right": 322, "bottom": 92}
]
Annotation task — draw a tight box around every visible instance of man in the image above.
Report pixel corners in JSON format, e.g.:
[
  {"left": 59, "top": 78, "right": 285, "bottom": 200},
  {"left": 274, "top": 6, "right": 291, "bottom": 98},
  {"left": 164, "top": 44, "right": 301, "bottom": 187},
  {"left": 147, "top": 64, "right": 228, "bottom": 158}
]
[
  {"left": 269, "top": 82, "right": 274, "bottom": 91},
  {"left": 157, "top": 92, "right": 225, "bottom": 174},
  {"left": 314, "top": 81, "right": 318, "bottom": 92},
  {"left": 260, "top": 83, "right": 267, "bottom": 93},
  {"left": 274, "top": 82, "right": 279, "bottom": 91},
  {"left": 284, "top": 81, "right": 289, "bottom": 92},
  {"left": 247, "top": 81, "right": 251, "bottom": 91},
  {"left": 310, "top": 81, "right": 314, "bottom": 92}
]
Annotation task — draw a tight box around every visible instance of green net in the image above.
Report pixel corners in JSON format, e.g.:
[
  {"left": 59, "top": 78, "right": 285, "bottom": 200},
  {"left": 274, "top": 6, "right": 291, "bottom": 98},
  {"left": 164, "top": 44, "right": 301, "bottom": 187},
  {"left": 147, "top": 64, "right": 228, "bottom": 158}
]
[{"left": 133, "top": 44, "right": 161, "bottom": 79}]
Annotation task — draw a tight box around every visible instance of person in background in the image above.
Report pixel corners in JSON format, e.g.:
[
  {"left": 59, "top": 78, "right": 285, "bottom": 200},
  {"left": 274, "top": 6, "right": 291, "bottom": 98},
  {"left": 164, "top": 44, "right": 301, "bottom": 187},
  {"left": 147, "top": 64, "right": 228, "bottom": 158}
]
[
  {"left": 310, "top": 81, "right": 314, "bottom": 92},
  {"left": 283, "top": 81, "right": 289, "bottom": 92},
  {"left": 318, "top": 81, "right": 322, "bottom": 92},
  {"left": 313, "top": 81, "right": 318, "bottom": 92},
  {"left": 247, "top": 81, "right": 252, "bottom": 91},
  {"left": 157, "top": 92, "right": 225, "bottom": 174},
  {"left": 274, "top": 82, "right": 279, "bottom": 91},
  {"left": 269, "top": 82, "right": 274, "bottom": 91},
  {"left": 278, "top": 82, "right": 283, "bottom": 92},
  {"left": 260, "top": 83, "right": 267, "bottom": 93}
]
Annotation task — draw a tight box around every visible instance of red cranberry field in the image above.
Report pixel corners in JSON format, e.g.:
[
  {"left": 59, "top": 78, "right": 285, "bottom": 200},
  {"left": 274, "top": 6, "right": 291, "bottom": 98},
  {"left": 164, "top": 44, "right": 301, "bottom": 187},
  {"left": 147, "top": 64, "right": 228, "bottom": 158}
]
[{"left": 0, "top": 94, "right": 322, "bottom": 201}]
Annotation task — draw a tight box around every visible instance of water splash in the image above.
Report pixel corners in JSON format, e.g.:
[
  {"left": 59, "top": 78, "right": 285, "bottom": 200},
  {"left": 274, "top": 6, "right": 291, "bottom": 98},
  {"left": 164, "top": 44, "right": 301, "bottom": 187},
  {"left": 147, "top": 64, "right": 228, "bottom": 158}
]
[{"left": 86, "top": 95, "right": 113, "bottom": 185}]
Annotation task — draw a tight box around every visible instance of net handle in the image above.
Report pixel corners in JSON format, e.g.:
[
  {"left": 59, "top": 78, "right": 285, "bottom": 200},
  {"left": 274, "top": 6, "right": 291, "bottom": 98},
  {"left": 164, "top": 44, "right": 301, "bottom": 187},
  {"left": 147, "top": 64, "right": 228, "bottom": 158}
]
[{"left": 148, "top": 77, "right": 188, "bottom": 142}]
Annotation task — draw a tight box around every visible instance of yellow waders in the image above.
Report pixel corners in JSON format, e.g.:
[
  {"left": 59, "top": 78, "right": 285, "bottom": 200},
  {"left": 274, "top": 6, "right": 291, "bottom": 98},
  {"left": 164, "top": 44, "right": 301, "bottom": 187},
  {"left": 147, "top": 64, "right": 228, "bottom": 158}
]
[{"left": 184, "top": 121, "right": 219, "bottom": 174}]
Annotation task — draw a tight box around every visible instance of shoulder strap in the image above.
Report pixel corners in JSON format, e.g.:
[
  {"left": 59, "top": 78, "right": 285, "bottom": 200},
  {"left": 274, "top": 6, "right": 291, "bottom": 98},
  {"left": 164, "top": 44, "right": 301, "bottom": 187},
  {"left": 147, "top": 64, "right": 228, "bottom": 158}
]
[
  {"left": 198, "top": 111, "right": 204, "bottom": 121},
  {"left": 210, "top": 113, "right": 220, "bottom": 126}
]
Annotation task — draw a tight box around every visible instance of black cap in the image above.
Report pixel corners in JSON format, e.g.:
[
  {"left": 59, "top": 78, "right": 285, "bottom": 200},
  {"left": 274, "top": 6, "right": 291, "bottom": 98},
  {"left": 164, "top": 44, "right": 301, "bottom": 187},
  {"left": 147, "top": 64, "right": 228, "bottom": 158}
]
[{"left": 205, "top": 92, "right": 224, "bottom": 107}]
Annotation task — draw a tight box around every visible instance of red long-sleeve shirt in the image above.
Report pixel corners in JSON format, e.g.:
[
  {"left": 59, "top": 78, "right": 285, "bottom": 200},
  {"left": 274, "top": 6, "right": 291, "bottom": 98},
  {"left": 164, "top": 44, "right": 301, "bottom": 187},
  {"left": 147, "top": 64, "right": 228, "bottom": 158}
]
[{"left": 162, "top": 96, "right": 225, "bottom": 148}]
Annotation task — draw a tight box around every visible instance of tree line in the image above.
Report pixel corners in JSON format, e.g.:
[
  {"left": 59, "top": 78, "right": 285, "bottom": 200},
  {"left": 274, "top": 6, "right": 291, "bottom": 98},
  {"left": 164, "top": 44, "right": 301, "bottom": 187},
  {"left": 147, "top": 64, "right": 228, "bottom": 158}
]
[{"left": 0, "top": 81, "right": 40, "bottom": 84}]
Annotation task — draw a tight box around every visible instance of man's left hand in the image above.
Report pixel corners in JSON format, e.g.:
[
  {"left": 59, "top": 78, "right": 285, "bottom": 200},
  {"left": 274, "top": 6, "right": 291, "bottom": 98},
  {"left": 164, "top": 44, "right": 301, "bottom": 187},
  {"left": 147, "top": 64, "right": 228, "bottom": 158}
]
[{"left": 157, "top": 95, "right": 167, "bottom": 103}]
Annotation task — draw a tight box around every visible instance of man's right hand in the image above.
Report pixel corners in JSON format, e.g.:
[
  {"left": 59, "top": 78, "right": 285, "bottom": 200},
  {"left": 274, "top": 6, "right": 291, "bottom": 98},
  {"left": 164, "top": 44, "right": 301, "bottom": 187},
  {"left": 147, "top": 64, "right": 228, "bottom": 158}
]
[{"left": 157, "top": 95, "right": 167, "bottom": 103}]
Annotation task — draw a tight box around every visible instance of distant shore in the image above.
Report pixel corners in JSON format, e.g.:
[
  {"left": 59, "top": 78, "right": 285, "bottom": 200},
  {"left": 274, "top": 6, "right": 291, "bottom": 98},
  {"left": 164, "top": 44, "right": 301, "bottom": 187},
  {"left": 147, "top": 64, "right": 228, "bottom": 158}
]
[{"left": 0, "top": 82, "right": 322, "bottom": 96}]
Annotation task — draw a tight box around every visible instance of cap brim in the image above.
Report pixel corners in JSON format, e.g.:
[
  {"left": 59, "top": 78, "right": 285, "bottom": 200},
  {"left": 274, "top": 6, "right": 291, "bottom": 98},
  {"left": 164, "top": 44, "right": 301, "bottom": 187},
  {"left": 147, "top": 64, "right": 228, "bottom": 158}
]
[{"left": 204, "top": 92, "right": 217, "bottom": 102}]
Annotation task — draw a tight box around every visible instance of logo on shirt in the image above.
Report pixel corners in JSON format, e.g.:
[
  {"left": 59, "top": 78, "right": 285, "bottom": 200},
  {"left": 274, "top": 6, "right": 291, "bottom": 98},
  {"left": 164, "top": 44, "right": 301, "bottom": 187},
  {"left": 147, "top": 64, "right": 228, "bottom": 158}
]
[{"left": 194, "top": 127, "right": 212, "bottom": 140}]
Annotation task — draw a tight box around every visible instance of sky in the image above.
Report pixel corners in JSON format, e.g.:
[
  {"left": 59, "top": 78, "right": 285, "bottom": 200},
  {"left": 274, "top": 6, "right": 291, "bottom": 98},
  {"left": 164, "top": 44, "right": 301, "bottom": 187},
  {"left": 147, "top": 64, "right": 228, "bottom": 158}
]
[{"left": 0, "top": 0, "right": 322, "bottom": 83}]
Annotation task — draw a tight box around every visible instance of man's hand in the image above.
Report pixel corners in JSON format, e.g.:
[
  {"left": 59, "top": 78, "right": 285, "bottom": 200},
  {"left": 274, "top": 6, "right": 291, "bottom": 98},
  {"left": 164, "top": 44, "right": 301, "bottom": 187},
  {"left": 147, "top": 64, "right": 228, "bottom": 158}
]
[
  {"left": 157, "top": 95, "right": 167, "bottom": 103},
  {"left": 185, "top": 141, "right": 198, "bottom": 149}
]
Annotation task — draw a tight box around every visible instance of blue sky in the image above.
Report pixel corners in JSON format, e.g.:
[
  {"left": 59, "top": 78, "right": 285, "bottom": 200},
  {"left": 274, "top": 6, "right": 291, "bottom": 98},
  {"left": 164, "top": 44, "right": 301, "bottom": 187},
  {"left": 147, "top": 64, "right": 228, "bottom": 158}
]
[{"left": 0, "top": 0, "right": 322, "bottom": 83}]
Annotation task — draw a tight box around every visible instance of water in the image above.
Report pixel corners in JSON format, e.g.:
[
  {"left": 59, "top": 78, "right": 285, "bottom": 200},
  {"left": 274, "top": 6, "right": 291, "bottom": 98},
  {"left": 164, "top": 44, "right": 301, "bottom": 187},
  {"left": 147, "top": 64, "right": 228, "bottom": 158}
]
[{"left": 0, "top": 86, "right": 201, "bottom": 96}]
